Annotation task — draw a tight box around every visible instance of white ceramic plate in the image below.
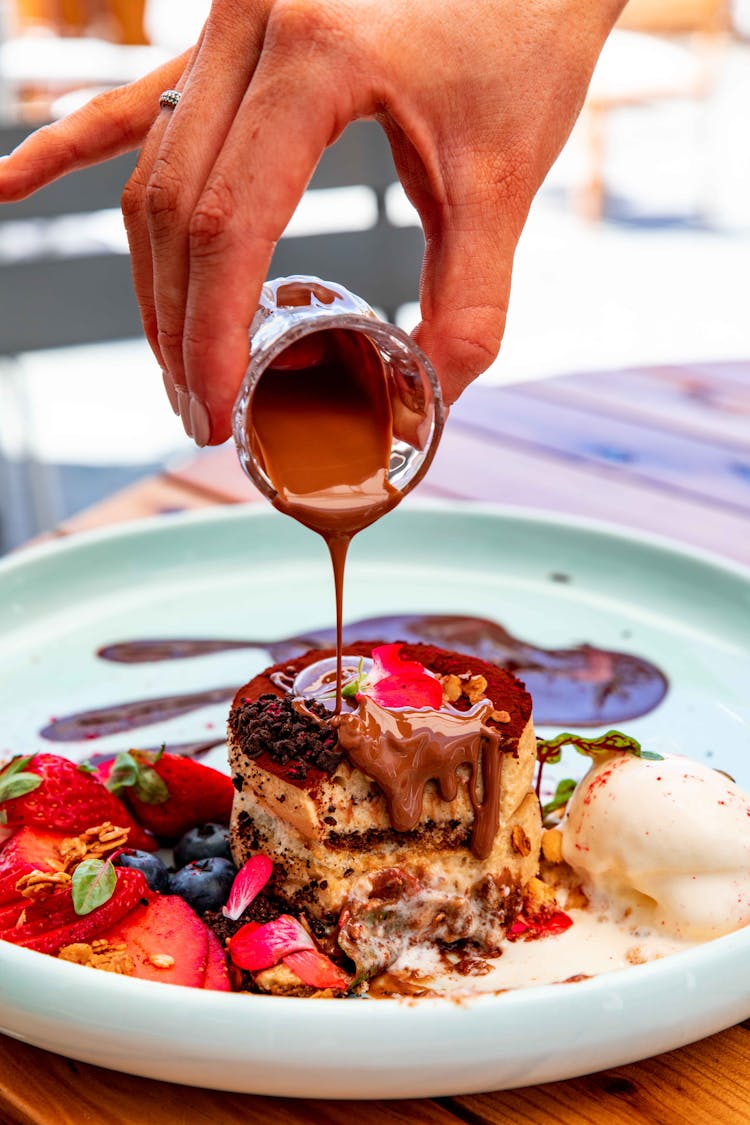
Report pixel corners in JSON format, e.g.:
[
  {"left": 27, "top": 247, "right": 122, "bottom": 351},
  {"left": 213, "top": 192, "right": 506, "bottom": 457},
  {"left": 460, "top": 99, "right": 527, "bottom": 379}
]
[{"left": 0, "top": 502, "right": 748, "bottom": 1097}]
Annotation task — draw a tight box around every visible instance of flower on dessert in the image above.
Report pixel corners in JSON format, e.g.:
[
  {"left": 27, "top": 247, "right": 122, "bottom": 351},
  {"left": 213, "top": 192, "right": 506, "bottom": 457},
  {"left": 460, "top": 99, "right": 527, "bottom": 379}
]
[{"left": 342, "top": 644, "right": 442, "bottom": 710}]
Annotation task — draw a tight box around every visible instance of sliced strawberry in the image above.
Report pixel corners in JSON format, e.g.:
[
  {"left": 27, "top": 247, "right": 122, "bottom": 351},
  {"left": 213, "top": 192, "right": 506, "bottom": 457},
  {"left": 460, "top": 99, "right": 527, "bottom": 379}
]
[
  {"left": 106, "top": 751, "right": 234, "bottom": 843},
  {"left": 0, "top": 754, "right": 156, "bottom": 851},
  {"left": 0, "top": 826, "right": 68, "bottom": 904},
  {"left": 204, "top": 927, "right": 230, "bottom": 991},
  {"left": 98, "top": 894, "right": 209, "bottom": 987},
  {"left": 0, "top": 899, "right": 26, "bottom": 931},
  {"left": 283, "top": 948, "right": 351, "bottom": 991},
  {"left": 2, "top": 867, "right": 149, "bottom": 954}
]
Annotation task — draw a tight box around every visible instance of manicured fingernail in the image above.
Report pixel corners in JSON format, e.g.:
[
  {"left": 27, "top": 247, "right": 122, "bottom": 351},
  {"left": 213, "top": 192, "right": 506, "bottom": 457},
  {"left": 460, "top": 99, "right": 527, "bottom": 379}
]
[
  {"left": 176, "top": 387, "right": 193, "bottom": 439},
  {"left": 189, "top": 395, "right": 211, "bottom": 447},
  {"left": 162, "top": 370, "right": 179, "bottom": 414}
]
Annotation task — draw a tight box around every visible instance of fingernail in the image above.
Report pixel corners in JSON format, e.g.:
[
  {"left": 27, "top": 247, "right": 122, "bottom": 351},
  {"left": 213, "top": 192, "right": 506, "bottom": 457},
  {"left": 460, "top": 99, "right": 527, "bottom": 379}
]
[
  {"left": 176, "top": 387, "right": 193, "bottom": 439},
  {"left": 162, "top": 370, "right": 179, "bottom": 414},
  {"left": 189, "top": 395, "right": 211, "bottom": 447}
]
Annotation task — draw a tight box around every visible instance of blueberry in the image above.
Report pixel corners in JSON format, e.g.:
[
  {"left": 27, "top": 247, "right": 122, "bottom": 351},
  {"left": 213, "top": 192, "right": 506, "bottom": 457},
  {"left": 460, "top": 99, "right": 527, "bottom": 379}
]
[
  {"left": 169, "top": 856, "right": 236, "bottom": 913},
  {"left": 114, "top": 849, "right": 171, "bottom": 895},
  {"left": 173, "top": 822, "right": 232, "bottom": 869}
]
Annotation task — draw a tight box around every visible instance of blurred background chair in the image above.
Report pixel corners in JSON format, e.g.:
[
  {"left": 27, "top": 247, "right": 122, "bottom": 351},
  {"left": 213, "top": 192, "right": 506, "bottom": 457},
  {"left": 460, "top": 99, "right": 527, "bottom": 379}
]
[{"left": 577, "top": 0, "right": 731, "bottom": 219}]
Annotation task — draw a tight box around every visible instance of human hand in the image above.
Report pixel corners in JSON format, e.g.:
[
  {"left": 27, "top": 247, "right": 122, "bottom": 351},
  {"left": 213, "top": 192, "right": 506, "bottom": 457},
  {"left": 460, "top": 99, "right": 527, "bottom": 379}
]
[{"left": 0, "top": 0, "right": 625, "bottom": 445}]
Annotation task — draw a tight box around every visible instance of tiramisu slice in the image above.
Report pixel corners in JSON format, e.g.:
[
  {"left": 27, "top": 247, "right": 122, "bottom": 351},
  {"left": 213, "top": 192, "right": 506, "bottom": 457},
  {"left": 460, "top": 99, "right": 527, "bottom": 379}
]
[{"left": 228, "top": 642, "right": 541, "bottom": 979}]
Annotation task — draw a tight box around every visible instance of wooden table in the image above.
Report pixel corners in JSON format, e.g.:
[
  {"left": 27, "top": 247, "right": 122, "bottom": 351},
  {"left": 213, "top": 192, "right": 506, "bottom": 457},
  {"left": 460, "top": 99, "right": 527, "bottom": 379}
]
[{"left": 2, "top": 360, "right": 749, "bottom": 1124}]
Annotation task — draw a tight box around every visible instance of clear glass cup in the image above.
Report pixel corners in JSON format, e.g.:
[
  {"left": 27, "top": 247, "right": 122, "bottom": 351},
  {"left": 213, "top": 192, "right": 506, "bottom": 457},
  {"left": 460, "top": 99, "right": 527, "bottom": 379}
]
[{"left": 232, "top": 275, "right": 444, "bottom": 504}]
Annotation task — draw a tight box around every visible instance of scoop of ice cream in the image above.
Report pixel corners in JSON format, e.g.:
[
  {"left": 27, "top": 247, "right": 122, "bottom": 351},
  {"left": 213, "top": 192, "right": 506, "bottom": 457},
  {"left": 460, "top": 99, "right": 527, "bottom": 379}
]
[{"left": 560, "top": 753, "right": 750, "bottom": 940}]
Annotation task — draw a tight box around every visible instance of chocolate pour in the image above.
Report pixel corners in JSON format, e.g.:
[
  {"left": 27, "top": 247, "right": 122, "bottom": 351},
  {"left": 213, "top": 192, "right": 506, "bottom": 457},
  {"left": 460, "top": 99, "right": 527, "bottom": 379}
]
[
  {"left": 247, "top": 315, "right": 400, "bottom": 711},
  {"left": 92, "top": 612, "right": 668, "bottom": 729},
  {"left": 334, "top": 698, "right": 502, "bottom": 860}
]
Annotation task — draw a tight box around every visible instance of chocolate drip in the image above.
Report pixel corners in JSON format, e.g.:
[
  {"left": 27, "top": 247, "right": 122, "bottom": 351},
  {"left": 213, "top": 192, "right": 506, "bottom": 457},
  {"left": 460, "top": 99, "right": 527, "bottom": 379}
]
[
  {"left": 334, "top": 698, "right": 502, "bottom": 859},
  {"left": 41, "top": 686, "right": 235, "bottom": 742}
]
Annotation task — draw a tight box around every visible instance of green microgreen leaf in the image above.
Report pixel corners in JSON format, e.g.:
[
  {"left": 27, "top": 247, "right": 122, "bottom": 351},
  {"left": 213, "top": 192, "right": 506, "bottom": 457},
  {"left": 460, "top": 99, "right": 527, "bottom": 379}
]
[
  {"left": 0, "top": 756, "right": 41, "bottom": 805},
  {"left": 542, "top": 778, "right": 578, "bottom": 817},
  {"left": 71, "top": 858, "right": 117, "bottom": 916},
  {"left": 535, "top": 729, "right": 662, "bottom": 800},
  {"left": 340, "top": 657, "right": 367, "bottom": 699}
]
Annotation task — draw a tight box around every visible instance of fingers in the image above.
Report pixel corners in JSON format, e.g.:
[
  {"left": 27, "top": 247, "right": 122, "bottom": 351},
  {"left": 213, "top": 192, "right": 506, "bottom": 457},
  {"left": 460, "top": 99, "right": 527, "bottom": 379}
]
[
  {"left": 121, "top": 40, "right": 204, "bottom": 374},
  {"left": 0, "top": 51, "right": 191, "bottom": 201},
  {"left": 412, "top": 164, "right": 533, "bottom": 406},
  {"left": 145, "top": 5, "right": 268, "bottom": 413},
  {"left": 180, "top": 46, "right": 348, "bottom": 441}
]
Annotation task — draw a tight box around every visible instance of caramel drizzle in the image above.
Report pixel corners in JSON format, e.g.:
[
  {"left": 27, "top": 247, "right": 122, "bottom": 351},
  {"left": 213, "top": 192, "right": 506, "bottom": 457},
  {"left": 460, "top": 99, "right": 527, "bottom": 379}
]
[{"left": 333, "top": 699, "right": 503, "bottom": 860}]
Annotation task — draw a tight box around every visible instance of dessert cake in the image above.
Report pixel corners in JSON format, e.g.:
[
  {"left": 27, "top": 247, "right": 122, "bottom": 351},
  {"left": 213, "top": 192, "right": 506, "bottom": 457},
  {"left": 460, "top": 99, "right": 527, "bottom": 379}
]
[{"left": 228, "top": 642, "right": 541, "bottom": 979}]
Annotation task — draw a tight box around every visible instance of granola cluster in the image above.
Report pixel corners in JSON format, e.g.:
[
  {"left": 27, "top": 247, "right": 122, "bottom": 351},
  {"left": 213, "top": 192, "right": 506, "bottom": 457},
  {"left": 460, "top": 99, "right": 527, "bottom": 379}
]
[
  {"left": 58, "top": 939, "right": 134, "bottom": 975},
  {"left": 58, "top": 821, "right": 131, "bottom": 871}
]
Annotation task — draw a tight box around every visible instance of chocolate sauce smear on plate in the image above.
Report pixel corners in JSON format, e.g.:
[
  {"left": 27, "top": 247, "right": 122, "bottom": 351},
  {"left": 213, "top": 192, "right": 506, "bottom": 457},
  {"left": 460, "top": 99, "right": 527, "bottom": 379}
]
[{"left": 90, "top": 612, "right": 668, "bottom": 733}]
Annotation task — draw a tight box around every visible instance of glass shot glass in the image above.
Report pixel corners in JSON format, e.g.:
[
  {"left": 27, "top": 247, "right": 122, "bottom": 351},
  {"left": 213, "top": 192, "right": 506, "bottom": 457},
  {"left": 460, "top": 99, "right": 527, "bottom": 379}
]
[{"left": 232, "top": 275, "right": 445, "bottom": 505}]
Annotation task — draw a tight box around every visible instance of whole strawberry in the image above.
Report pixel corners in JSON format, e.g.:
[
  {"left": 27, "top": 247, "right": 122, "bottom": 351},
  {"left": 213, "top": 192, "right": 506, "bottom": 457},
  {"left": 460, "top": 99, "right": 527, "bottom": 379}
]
[
  {"left": 0, "top": 753, "right": 156, "bottom": 852},
  {"left": 102, "top": 750, "right": 234, "bottom": 844}
]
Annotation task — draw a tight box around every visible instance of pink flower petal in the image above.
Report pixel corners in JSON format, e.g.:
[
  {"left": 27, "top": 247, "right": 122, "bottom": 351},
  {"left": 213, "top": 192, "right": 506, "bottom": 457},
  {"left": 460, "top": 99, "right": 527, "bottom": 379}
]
[
  {"left": 283, "top": 948, "right": 351, "bottom": 991},
  {"left": 222, "top": 854, "right": 273, "bottom": 921},
  {"left": 366, "top": 645, "right": 443, "bottom": 709},
  {"left": 371, "top": 644, "right": 428, "bottom": 681},
  {"left": 369, "top": 672, "right": 443, "bottom": 710},
  {"left": 228, "top": 914, "right": 313, "bottom": 971}
]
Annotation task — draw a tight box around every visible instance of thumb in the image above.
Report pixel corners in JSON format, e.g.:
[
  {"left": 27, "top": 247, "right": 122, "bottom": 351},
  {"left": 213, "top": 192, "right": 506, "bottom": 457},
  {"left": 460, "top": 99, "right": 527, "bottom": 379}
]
[{"left": 412, "top": 184, "right": 529, "bottom": 407}]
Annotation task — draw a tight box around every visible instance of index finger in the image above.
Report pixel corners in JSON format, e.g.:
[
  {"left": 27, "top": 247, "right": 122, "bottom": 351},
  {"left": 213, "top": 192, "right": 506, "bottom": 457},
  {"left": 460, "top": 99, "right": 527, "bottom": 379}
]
[
  {"left": 181, "top": 61, "right": 346, "bottom": 440},
  {"left": 0, "top": 51, "right": 191, "bottom": 202}
]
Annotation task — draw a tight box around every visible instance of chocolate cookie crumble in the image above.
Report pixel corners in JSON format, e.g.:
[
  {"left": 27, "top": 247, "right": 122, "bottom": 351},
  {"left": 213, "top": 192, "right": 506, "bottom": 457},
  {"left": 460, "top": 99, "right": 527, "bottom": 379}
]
[{"left": 230, "top": 693, "right": 343, "bottom": 779}]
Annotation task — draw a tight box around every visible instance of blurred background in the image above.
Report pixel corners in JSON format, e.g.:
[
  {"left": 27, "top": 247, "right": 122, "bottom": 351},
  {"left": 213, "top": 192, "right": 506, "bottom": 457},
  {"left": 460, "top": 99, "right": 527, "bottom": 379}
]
[{"left": 0, "top": 0, "right": 749, "bottom": 551}]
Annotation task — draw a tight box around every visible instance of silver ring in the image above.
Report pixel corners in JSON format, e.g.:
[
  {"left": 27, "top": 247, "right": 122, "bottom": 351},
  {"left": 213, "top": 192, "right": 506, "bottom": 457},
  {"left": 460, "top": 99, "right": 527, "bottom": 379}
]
[{"left": 159, "top": 89, "right": 182, "bottom": 110}]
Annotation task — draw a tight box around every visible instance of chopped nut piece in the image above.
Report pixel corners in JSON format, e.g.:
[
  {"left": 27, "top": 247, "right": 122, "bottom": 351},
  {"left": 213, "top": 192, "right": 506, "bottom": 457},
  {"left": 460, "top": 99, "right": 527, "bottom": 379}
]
[
  {"left": 254, "top": 962, "right": 315, "bottom": 997},
  {"left": 626, "top": 946, "right": 646, "bottom": 966},
  {"left": 15, "top": 869, "right": 72, "bottom": 901},
  {"left": 464, "top": 674, "right": 488, "bottom": 705},
  {"left": 541, "top": 828, "right": 564, "bottom": 864},
  {"left": 149, "top": 953, "right": 175, "bottom": 969},
  {"left": 490, "top": 709, "right": 511, "bottom": 723},
  {"left": 59, "top": 822, "right": 130, "bottom": 871},
  {"left": 524, "top": 876, "right": 558, "bottom": 915},
  {"left": 440, "top": 674, "right": 462, "bottom": 704},
  {"left": 59, "top": 940, "right": 134, "bottom": 975},
  {"left": 510, "top": 825, "right": 532, "bottom": 857},
  {"left": 58, "top": 943, "right": 94, "bottom": 965}
]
